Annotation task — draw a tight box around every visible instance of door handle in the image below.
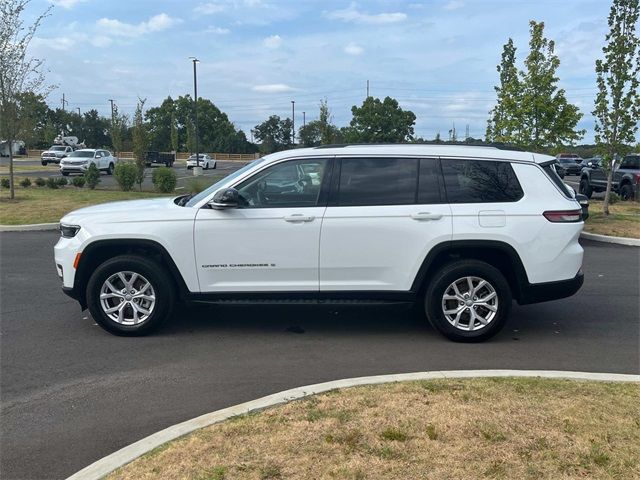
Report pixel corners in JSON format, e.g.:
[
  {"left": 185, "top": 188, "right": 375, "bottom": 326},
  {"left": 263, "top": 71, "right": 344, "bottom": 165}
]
[
  {"left": 411, "top": 212, "right": 443, "bottom": 221},
  {"left": 284, "top": 214, "right": 315, "bottom": 223}
]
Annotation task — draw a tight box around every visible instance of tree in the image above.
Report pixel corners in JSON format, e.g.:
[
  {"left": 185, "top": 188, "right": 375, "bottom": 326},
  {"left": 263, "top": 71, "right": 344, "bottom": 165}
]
[
  {"left": 486, "top": 21, "right": 585, "bottom": 150},
  {"left": 252, "top": 115, "right": 293, "bottom": 153},
  {"left": 132, "top": 98, "right": 149, "bottom": 190},
  {"left": 170, "top": 110, "right": 178, "bottom": 153},
  {"left": 593, "top": 0, "right": 640, "bottom": 214},
  {"left": 344, "top": 96, "right": 416, "bottom": 143},
  {"left": 81, "top": 109, "right": 110, "bottom": 148},
  {"left": 0, "top": 0, "right": 53, "bottom": 199},
  {"left": 109, "top": 104, "right": 128, "bottom": 156}
]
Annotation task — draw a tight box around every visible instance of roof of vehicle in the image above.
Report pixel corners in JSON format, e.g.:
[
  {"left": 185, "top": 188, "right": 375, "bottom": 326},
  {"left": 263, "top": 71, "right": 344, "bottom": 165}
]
[
  {"left": 262, "top": 144, "right": 555, "bottom": 164},
  {"left": 73, "top": 148, "right": 98, "bottom": 152}
]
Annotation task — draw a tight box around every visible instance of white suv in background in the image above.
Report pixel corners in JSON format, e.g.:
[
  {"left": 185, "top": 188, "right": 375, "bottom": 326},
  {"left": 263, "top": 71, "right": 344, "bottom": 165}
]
[
  {"left": 59, "top": 149, "right": 116, "bottom": 176},
  {"left": 55, "top": 145, "right": 585, "bottom": 342}
]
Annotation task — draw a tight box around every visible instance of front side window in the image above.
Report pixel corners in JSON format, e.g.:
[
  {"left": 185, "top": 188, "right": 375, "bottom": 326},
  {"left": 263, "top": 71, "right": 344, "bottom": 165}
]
[
  {"left": 337, "top": 157, "right": 418, "bottom": 206},
  {"left": 620, "top": 156, "right": 639, "bottom": 169},
  {"left": 235, "top": 158, "right": 328, "bottom": 208},
  {"left": 442, "top": 159, "right": 524, "bottom": 203}
]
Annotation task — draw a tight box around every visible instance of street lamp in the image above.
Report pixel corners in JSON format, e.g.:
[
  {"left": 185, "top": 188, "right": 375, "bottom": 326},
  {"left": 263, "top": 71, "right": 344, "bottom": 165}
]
[{"left": 189, "top": 56, "right": 201, "bottom": 173}]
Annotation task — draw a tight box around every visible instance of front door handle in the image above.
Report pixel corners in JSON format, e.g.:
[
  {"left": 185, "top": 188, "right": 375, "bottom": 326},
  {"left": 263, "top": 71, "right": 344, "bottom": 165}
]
[
  {"left": 284, "top": 214, "right": 315, "bottom": 223},
  {"left": 411, "top": 212, "right": 443, "bottom": 221}
]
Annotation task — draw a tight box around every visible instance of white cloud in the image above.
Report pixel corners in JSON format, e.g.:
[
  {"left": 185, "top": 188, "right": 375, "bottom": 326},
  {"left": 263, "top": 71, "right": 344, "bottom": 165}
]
[
  {"left": 96, "top": 13, "right": 181, "bottom": 38},
  {"left": 443, "top": 1, "right": 464, "bottom": 11},
  {"left": 326, "top": 4, "right": 407, "bottom": 25},
  {"left": 252, "top": 83, "right": 294, "bottom": 93},
  {"left": 206, "top": 26, "right": 231, "bottom": 34},
  {"left": 263, "top": 34, "right": 282, "bottom": 48},
  {"left": 33, "top": 35, "right": 76, "bottom": 50},
  {"left": 194, "top": 2, "right": 225, "bottom": 15},
  {"left": 344, "top": 42, "right": 363, "bottom": 55},
  {"left": 48, "top": 0, "right": 84, "bottom": 9}
]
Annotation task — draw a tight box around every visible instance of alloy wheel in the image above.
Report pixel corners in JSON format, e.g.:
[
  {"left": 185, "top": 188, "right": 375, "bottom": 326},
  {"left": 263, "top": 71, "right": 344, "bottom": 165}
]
[
  {"left": 99, "top": 271, "right": 156, "bottom": 325},
  {"left": 441, "top": 276, "right": 498, "bottom": 331}
]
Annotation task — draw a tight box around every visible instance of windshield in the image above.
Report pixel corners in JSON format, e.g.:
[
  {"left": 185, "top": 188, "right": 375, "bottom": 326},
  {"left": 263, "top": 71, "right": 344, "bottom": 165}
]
[
  {"left": 50, "top": 146, "right": 66, "bottom": 151},
  {"left": 185, "top": 158, "right": 266, "bottom": 207},
  {"left": 68, "top": 151, "right": 94, "bottom": 158}
]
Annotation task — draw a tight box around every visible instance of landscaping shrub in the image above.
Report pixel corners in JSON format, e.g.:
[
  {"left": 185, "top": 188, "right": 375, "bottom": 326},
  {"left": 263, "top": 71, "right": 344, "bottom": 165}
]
[
  {"left": 608, "top": 192, "right": 620, "bottom": 204},
  {"left": 46, "top": 177, "right": 59, "bottom": 189},
  {"left": 34, "top": 177, "right": 46, "bottom": 187},
  {"left": 72, "top": 176, "right": 86, "bottom": 188},
  {"left": 152, "top": 166, "right": 177, "bottom": 193},
  {"left": 114, "top": 162, "right": 138, "bottom": 191},
  {"left": 20, "top": 177, "right": 32, "bottom": 188},
  {"left": 187, "top": 178, "right": 208, "bottom": 194},
  {"left": 85, "top": 163, "right": 101, "bottom": 190},
  {"left": 1, "top": 178, "right": 10, "bottom": 188},
  {"left": 56, "top": 177, "right": 68, "bottom": 187}
]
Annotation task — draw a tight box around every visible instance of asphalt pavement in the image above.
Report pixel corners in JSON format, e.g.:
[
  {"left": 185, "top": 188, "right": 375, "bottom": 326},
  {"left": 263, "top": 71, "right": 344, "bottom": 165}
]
[{"left": 0, "top": 233, "right": 638, "bottom": 480}]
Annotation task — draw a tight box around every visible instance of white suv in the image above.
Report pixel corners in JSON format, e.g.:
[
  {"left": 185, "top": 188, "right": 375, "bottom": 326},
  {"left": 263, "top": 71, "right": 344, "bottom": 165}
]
[
  {"left": 54, "top": 145, "right": 585, "bottom": 342},
  {"left": 60, "top": 149, "right": 116, "bottom": 176}
]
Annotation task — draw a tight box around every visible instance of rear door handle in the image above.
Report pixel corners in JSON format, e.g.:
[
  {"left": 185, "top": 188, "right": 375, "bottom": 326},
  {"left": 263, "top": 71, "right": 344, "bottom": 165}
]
[
  {"left": 411, "top": 212, "right": 443, "bottom": 221},
  {"left": 284, "top": 214, "right": 315, "bottom": 223}
]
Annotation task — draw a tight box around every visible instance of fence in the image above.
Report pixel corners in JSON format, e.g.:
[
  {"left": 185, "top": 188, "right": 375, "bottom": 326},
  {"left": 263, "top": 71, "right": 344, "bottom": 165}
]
[{"left": 26, "top": 150, "right": 261, "bottom": 161}]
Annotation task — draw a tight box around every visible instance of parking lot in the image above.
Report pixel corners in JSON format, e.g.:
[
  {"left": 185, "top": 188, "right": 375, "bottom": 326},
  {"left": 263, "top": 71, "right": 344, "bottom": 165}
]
[{"left": 0, "top": 232, "right": 638, "bottom": 480}]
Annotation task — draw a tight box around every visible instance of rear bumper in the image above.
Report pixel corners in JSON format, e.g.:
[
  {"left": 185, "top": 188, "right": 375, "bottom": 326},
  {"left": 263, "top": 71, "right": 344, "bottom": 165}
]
[{"left": 517, "top": 270, "right": 584, "bottom": 305}]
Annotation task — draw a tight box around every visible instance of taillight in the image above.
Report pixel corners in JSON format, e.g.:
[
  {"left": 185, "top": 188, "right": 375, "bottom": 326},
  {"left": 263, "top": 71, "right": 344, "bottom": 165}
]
[
  {"left": 543, "top": 209, "right": 582, "bottom": 223},
  {"left": 634, "top": 174, "right": 640, "bottom": 184}
]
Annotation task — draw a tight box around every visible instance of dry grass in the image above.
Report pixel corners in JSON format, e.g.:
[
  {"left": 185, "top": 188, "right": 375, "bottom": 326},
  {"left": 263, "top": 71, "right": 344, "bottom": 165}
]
[
  {"left": 0, "top": 186, "right": 171, "bottom": 224},
  {"left": 0, "top": 165, "right": 59, "bottom": 174},
  {"left": 584, "top": 200, "right": 640, "bottom": 238},
  {"left": 109, "top": 378, "right": 640, "bottom": 480}
]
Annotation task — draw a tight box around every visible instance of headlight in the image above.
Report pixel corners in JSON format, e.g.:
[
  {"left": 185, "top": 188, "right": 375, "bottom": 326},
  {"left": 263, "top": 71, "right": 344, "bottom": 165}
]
[{"left": 60, "top": 224, "right": 80, "bottom": 238}]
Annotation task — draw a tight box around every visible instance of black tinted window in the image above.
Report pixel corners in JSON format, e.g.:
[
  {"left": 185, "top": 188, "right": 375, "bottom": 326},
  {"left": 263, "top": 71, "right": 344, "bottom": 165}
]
[
  {"left": 620, "top": 156, "right": 639, "bottom": 169},
  {"left": 418, "top": 158, "right": 443, "bottom": 204},
  {"left": 337, "top": 158, "right": 418, "bottom": 206},
  {"left": 442, "top": 159, "right": 523, "bottom": 203}
]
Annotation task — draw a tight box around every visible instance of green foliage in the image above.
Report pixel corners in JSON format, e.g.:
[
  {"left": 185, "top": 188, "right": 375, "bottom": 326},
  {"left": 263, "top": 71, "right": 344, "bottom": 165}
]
[
  {"left": 56, "top": 176, "right": 67, "bottom": 187},
  {"left": 19, "top": 177, "right": 31, "bottom": 188},
  {"left": 186, "top": 178, "right": 208, "bottom": 194},
  {"left": 34, "top": 177, "right": 45, "bottom": 187},
  {"left": 113, "top": 162, "right": 138, "bottom": 191},
  {"left": 344, "top": 96, "right": 416, "bottom": 143},
  {"left": 109, "top": 104, "right": 128, "bottom": 155},
  {"left": 593, "top": 0, "right": 640, "bottom": 214},
  {"left": 170, "top": 110, "right": 178, "bottom": 152},
  {"left": 132, "top": 98, "right": 149, "bottom": 190},
  {"left": 84, "top": 163, "right": 101, "bottom": 190},
  {"left": 298, "top": 99, "right": 342, "bottom": 147},
  {"left": 252, "top": 115, "right": 293, "bottom": 154},
  {"left": 45, "top": 177, "right": 58, "bottom": 189},
  {"left": 1, "top": 178, "right": 10, "bottom": 189},
  {"left": 71, "top": 176, "right": 86, "bottom": 188},
  {"left": 608, "top": 191, "right": 620, "bottom": 204},
  {"left": 486, "top": 21, "right": 585, "bottom": 150},
  {"left": 380, "top": 427, "right": 408, "bottom": 442},
  {"left": 151, "top": 166, "right": 177, "bottom": 193}
]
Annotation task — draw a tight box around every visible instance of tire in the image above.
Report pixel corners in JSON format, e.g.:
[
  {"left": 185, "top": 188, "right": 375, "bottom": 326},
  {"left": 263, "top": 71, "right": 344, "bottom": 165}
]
[
  {"left": 204, "top": 162, "right": 209, "bottom": 170},
  {"left": 41, "top": 160, "right": 47, "bottom": 166},
  {"left": 107, "top": 163, "right": 114, "bottom": 175},
  {"left": 62, "top": 172, "right": 69, "bottom": 177},
  {"left": 86, "top": 255, "right": 175, "bottom": 336},
  {"left": 424, "top": 260, "right": 512, "bottom": 342},
  {"left": 620, "top": 183, "right": 633, "bottom": 201},
  {"left": 579, "top": 178, "right": 593, "bottom": 199},
  {"left": 212, "top": 162, "right": 216, "bottom": 169}
]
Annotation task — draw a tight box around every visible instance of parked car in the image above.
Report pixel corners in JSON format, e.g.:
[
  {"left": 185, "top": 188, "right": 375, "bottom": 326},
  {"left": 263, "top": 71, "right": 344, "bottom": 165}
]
[
  {"left": 41, "top": 145, "right": 73, "bottom": 165},
  {"left": 55, "top": 145, "right": 585, "bottom": 342},
  {"left": 186, "top": 154, "right": 216, "bottom": 170},
  {"left": 557, "top": 157, "right": 582, "bottom": 175},
  {"left": 145, "top": 151, "right": 175, "bottom": 167},
  {"left": 579, "top": 153, "right": 640, "bottom": 200},
  {"left": 556, "top": 153, "right": 583, "bottom": 164},
  {"left": 59, "top": 149, "right": 116, "bottom": 176}
]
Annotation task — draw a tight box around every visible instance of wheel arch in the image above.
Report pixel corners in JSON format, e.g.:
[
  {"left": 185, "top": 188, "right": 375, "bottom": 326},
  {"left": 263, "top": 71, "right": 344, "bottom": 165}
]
[
  {"left": 411, "top": 240, "right": 529, "bottom": 302},
  {"left": 74, "top": 239, "right": 190, "bottom": 309}
]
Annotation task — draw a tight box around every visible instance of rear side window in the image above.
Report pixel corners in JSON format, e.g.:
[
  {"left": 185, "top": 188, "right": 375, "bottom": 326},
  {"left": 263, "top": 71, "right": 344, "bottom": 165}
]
[
  {"left": 337, "top": 158, "right": 418, "bottom": 206},
  {"left": 442, "top": 159, "right": 524, "bottom": 203},
  {"left": 418, "top": 158, "right": 444, "bottom": 204},
  {"left": 542, "top": 164, "right": 573, "bottom": 198},
  {"left": 620, "top": 156, "right": 639, "bottom": 169}
]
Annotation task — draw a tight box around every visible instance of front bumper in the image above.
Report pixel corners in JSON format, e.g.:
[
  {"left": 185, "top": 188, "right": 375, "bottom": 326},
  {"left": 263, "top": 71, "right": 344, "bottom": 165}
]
[
  {"left": 60, "top": 164, "right": 89, "bottom": 172},
  {"left": 518, "top": 270, "right": 584, "bottom": 305}
]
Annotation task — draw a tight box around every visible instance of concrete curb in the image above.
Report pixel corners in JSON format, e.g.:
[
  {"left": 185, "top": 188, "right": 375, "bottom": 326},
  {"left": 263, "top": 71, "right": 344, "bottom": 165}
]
[
  {"left": 66, "top": 369, "right": 639, "bottom": 480},
  {"left": 0, "top": 222, "right": 58, "bottom": 232},
  {"left": 581, "top": 231, "right": 640, "bottom": 246}
]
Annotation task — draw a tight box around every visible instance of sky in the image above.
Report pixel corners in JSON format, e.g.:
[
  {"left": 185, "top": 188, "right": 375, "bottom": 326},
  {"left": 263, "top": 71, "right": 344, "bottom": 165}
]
[{"left": 24, "top": 0, "right": 618, "bottom": 143}]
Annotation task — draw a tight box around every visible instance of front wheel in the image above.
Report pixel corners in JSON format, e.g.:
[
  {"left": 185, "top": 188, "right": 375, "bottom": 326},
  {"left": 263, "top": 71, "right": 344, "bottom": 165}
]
[
  {"left": 86, "top": 255, "right": 175, "bottom": 336},
  {"left": 579, "top": 178, "right": 593, "bottom": 199},
  {"left": 424, "top": 260, "right": 511, "bottom": 342},
  {"left": 41, "top": 160, "right": 47, "bottom": 166},
  {"left": 107, "top": 163, "right": 114, "bottom": 175},
  {"left": 620, "top": 184, "right": 634, "bottom": 201}
]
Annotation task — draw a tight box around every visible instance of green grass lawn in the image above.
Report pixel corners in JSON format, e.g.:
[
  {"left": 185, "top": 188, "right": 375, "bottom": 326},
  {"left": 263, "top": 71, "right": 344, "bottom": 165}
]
[
  {"left": 0, "top": 186, "right": 173, "bottom": 225},
  {"left": 585, "top": 200, "right": 640, "bottom": 238}
]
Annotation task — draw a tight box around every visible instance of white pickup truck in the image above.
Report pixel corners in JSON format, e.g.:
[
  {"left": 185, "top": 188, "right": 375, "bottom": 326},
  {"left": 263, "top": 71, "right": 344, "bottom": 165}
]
[{"left": 41, "top": 145, "right": 74, "bottom": 165}]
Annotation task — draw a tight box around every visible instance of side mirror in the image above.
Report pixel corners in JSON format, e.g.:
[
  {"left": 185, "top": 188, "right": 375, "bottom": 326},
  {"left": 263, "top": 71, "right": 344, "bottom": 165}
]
[
  {"left": 575, "top": 193, "right": 589, "bottom": 221},
  {"left": 209, "top": 188, "right": 239, "bottom": 209}
]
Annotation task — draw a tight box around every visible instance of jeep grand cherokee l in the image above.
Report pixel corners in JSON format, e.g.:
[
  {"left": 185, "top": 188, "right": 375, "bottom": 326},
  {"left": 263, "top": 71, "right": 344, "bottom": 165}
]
[{"left": 55, "top": 145, "right": 585, "bottom": 342}]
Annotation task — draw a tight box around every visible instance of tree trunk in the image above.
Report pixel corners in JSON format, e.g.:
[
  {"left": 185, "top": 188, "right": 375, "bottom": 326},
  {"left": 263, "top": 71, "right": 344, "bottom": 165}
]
[
  {"left": 602, "top": 167, "right": 614, "bottom": 215},
  {"left": 8, "top": 138, "right": 15, "bottom": 200}
]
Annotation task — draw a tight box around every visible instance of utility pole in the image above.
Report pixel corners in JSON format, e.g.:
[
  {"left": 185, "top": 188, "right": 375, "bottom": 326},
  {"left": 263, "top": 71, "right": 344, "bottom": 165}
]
[
  {"left": 465, "top": 124, "right": 470, "bottom": 142},
  {"left": 189, "top": 57, "right": 200, "bottom": 170},
  {"left": 108, "top": 99, "right": 115, "bottom": 125},
  {"left": 291, "top": 100, "right": 295, "bottom": 145},
  {"left": 366, "top": 80, "right": 369, "bottom": 98},
  {"left": 77, "top": 107, "right": 81, "bottom": 116},
  {"left": 303, "top": 111, "right": 306, "bottom": 128},
  {"left": 61, "top": 93, "right": 68, "bottom": 111}
]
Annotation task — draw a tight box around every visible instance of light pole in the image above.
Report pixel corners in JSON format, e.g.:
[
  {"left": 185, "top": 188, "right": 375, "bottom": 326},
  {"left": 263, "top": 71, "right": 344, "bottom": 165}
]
[
  {"left": 189, "top": 57, "right": 201, "bottom": 173},
  {"left": 291, "top": 100, "right": 295, "bottom": 145},
  {"left": 303, "top": 111, "right": 306, "bottom": 128}
]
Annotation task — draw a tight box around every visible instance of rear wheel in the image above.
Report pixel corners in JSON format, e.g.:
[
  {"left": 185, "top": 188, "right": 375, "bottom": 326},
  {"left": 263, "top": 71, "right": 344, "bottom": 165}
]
[
  {"left": 579, "top": 178, "right": 593, "bottom": 199},
  {"left": 107, "top": 163, "right": 114, "bottom": 175},
  {"left": 424, "top": 260, "right": 511, "bottom": 342},
  {"left": 86, "top": 255, "right": 175, "bottom": 336}
]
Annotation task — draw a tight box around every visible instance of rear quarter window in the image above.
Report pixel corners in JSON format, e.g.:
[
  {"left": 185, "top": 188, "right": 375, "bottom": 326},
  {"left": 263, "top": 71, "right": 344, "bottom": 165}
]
[{"left": 442, "top": 159, "right": 524, "bottom": 203}]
